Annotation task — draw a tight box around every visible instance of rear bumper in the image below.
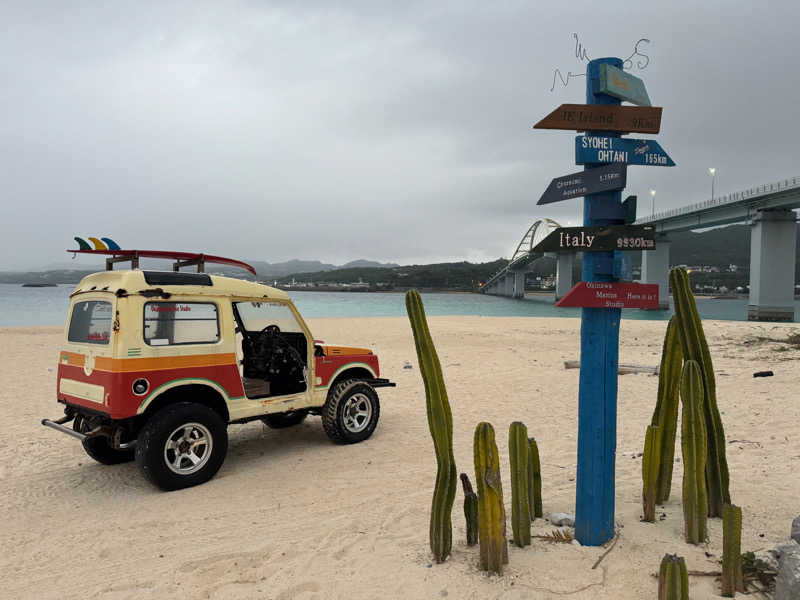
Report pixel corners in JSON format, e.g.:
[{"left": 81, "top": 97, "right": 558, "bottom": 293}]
[
  {"left": 42, "top": 416, "right": 87, "bottom": 440},
  {"left": 41, "top": 410, "right": 137, "bottom": 449}
]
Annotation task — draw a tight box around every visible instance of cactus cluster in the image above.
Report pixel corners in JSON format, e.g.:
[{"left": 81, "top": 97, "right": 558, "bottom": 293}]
[
  {"left": 508, "top": 422, "right": 531, "bottom": 547},
  {"left": 644, "top": 268, "right": 733, "bottom": 529},
  {"left": 670, "top": 268, "right": 731, "bottom": 517},
  {"left": 680, "top": 360, "right": 708, "bottom": 544},
  {"left": 658, "top": 554, "right": 689, "bottom": 600},
  {"left": 642, "top": 424, "right": 663, "bottom": 522},
  {"left": 460, "top": 473, "right": 478, "bottom": 546},
  {"left": 528, "top": 438, "right": 543, "bottom": 519},
  {"left": 405, "top": 290, "right": 458, "bottom": 563},
  {"left": 407, "top": 289, "right": 548, "bottom": 573},
  {"left": 474, "top": 422, "right": 508, "bottom": 574},
  {"left": 721, "top": 503, "right": 744, "bottom": 597}
]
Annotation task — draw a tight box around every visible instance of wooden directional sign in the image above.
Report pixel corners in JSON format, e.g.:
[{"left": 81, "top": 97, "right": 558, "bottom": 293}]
[
  {"left": 538, "top": 163, "right": 626, "bottom": 205},
  {"left": 555, "top": 281, "right": 659, "bottom": 309},
  {"left": 597, "top": 63, "right": 651, "bottom": 107},
  {"left": 532, "top": 224, "right": 655, "bottom": 253},
  {"left": 575, "top": 135, "right": 675, "bottom": 167},
  {"left": 534, "top": 104, "right": 662, "bottom": 134}
]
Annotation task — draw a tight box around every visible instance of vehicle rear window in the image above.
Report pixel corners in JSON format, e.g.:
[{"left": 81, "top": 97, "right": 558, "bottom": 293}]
[
  {"left": 143, "top": 271, "right": 213, "bottom": 286},
  {"left": 144, "top": 302, "right": 219, "bottom": 346},
  {"left": 68, "top": 300, "right": 113, "bottom": 345}
]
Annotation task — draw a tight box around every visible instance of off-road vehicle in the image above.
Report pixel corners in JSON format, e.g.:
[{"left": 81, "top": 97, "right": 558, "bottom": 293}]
[{"left": 43, "top": 253, "right": 394, "bottom": 491}]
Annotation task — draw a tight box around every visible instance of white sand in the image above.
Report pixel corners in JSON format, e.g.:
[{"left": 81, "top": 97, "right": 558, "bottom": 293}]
[{"left": 2, "top": 317, "right": 799, "bottom": 599}]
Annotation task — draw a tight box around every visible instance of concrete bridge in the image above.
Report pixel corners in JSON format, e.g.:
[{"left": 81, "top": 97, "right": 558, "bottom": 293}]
[
  {"left": 638, "top": 175, "right": 799, "bottom": 321},
  {"left": 483, "top": 175, "right": 799, "bottom": 321},
  {"left": 482, "top": 218, "right": 575, "bottom": 299}
]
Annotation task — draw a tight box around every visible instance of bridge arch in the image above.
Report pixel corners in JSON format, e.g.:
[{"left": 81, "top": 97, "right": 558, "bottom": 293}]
[
  {"left": 483, "top": 218, "right": 564, "bottom": 295},
  {"left": 510, "top": 218, "right": 562, "bottom": 264}
]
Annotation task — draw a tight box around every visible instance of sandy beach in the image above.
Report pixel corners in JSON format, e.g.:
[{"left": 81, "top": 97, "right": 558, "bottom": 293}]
[{"left": 2, "top": 316, "right": 799, "bottom": 599}]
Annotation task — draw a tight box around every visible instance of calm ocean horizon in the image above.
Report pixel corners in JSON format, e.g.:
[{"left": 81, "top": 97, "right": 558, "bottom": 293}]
[{"left": 1, "top": 283, "right": 797, "bottom": 328}]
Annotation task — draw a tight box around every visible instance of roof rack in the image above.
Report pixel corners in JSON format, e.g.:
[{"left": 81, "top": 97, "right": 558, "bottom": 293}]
[{"left": 67, "top": 249, "right": 256, "bottom": 276}]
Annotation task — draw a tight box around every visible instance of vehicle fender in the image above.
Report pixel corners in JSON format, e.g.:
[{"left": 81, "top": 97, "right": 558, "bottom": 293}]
[
  {"left": 137, "top": 378, "right": 234, "bottom": 420},
  {"left": 318, "top": 362, "right": 377, "bottom": 390}
]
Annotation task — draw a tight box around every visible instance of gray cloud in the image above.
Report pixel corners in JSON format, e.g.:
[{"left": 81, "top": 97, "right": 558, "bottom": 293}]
[{"left": 2, "top": 1, "right": 799, "bottom": 270}]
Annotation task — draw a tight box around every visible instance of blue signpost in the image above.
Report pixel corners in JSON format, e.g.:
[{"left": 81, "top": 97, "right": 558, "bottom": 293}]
[
  {"left": 574, "top": 57, "right": 626, "bottom": 546},
  {"left": 533, "top": 56, "right": 666, "bottom": 546}
]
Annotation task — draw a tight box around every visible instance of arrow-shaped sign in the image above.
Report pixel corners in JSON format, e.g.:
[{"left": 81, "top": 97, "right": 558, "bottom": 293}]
[
  {"left": 555, "top": 281, "right": 659, "bottom": 309},
  {"left": 538, "top": 163, "right": 626, "bottom": 205},
  {"left": 575, "top": 135, "right": 675, "bottom": 167},
  {"left": 597, "top": 63, "right": 651, "bottom": 107},
  {"left": 532, "top": 224, "right": 656, "bottom": 253},
  {"left": 534, "top": 104, "right": 662, "bottom": 134}
]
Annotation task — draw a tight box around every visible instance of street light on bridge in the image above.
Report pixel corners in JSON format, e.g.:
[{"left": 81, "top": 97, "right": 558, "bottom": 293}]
[
  {"left": 650, "top": 189, "right": 656, "bottom": 216},
  {"left": 708, "top": 167, "right": 716, "bottom": 201}
]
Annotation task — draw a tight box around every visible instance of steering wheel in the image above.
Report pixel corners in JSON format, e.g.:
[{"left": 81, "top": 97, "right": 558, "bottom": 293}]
[{"left": 260, "top": 324, "right": 281, "bottom": 337}]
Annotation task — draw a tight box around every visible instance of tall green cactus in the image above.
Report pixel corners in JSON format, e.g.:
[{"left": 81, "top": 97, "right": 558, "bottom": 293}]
[
  {"left": 642, "top": 425, "right": 662, "bottom": 522},
  {"left": 474, "top": 422, "right": 508, "bottom": 574},
  {"left": 650, "top": 316, "right": 683, "bottom": 503},
  {"left": 508, "top": 422, "right": 531, "bottom": 547},
  {"left": 680, "top": 360, "right": 708, "bottom": 544},
  {"left": 528, "top": 437, "right": 543, "bottom": 519},
  {"left": 658, "top": 554, "right": 689, "bottom": 600},
  {"left": 670, "top": 267, "right": 730, "bottom": 517},
  {"left": 405, "top": 290, "right": 458, "bottom": 563},
  {"left": 721, "top": 503, "right": 744, "bottom": 597},
  {"left": 460, "top": 473, "right": 478, "bottom": 546}
]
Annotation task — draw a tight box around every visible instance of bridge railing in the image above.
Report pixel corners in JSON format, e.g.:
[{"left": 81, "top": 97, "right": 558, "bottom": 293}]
[{"left": 638, "top": 176, "right": 800, "bottom": 223}]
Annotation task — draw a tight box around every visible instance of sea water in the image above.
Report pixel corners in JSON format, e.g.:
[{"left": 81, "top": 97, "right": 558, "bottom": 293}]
[{"left": 1, "top": 283, "right": 797, "bottom": 327}]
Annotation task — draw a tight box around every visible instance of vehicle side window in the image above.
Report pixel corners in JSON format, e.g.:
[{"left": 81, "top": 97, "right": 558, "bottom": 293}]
[
  {"left": 68, "top": 300, "right": 113, "bottom": 345},
  {"left": 235, "top": 301, "right": 304, "bottom": 333},
  {"left": 143, "top": 302, "right": 219, "bottom": 346}
]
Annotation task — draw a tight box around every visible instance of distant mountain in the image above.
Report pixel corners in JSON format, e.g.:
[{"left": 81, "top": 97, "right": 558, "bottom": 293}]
[
  {"left": 215, "top": 258, "right": 399, "bottom": 280},
  {"left": 340, "top": 259, "right": 400, "bottom": 269},
  {"left": 276, "top": 259, "right": 510, "bottom": 291},
  {"left": 2, "top": 257, "right": 402, "bottom": 284}
]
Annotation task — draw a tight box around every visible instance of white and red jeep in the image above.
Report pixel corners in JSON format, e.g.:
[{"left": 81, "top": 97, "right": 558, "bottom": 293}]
[{"left": 43, "top": 267, "right": 394, "bottom": 490}]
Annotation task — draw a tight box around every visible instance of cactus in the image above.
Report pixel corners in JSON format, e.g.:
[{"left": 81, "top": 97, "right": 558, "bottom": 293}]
[
  {"left": 658, "top": 554, "right": 689, "bottom": 600},
  {"left": 474, "top": 422, "right": 508, "bottom": 573},
  {"left": 405, "top": 290, "right": 458, "bottom": 563},
  {"left": 670, "top": 267, "right": 731, "bottom": 517},
  {"left": 460, "top": 473, "right": 479, "bottom": 546},
  {"left": 650, "top": 316, "right": 683, "bottom": 503},
  {"left": 642, "top": 425, "right": 662, "bottom": 522},
  {"left": 721, "top": 503, "right": 744, "bottom": 596},
  {"left": 680, "top": 360, "right": 708, "bottom": 544},
  {"left": 528, "top": 437, "right": 543, "bottom": 519},
  {"left": 508, "top": 422, "right": 531, "bottom": 547}
]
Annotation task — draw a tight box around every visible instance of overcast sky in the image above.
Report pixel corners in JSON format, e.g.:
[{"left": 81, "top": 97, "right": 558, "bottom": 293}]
[{"left": 3, "top": 1, "right": 800, "bottom": 271}]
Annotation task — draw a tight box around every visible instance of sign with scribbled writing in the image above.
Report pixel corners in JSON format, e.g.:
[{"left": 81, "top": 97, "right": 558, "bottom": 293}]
[
  {"left": 534, "top": 104, "right": 662, "bottom": 134},
  {"left": 597, "top": 63, "right": 651, "bottom": 106}
]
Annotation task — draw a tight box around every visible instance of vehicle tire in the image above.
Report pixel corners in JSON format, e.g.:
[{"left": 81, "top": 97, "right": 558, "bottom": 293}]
[
  {"left": 321, "top": 379, "right": 380, "bottom": 444},
  {"left": 135, "top": 402, "right": 228, "bottom": 491},
  {"left": 74, "top": 417, "right": 134, "bottom": 465},
  {"left": 261, "top": 411, "right": 307, "bottom": 429}
]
